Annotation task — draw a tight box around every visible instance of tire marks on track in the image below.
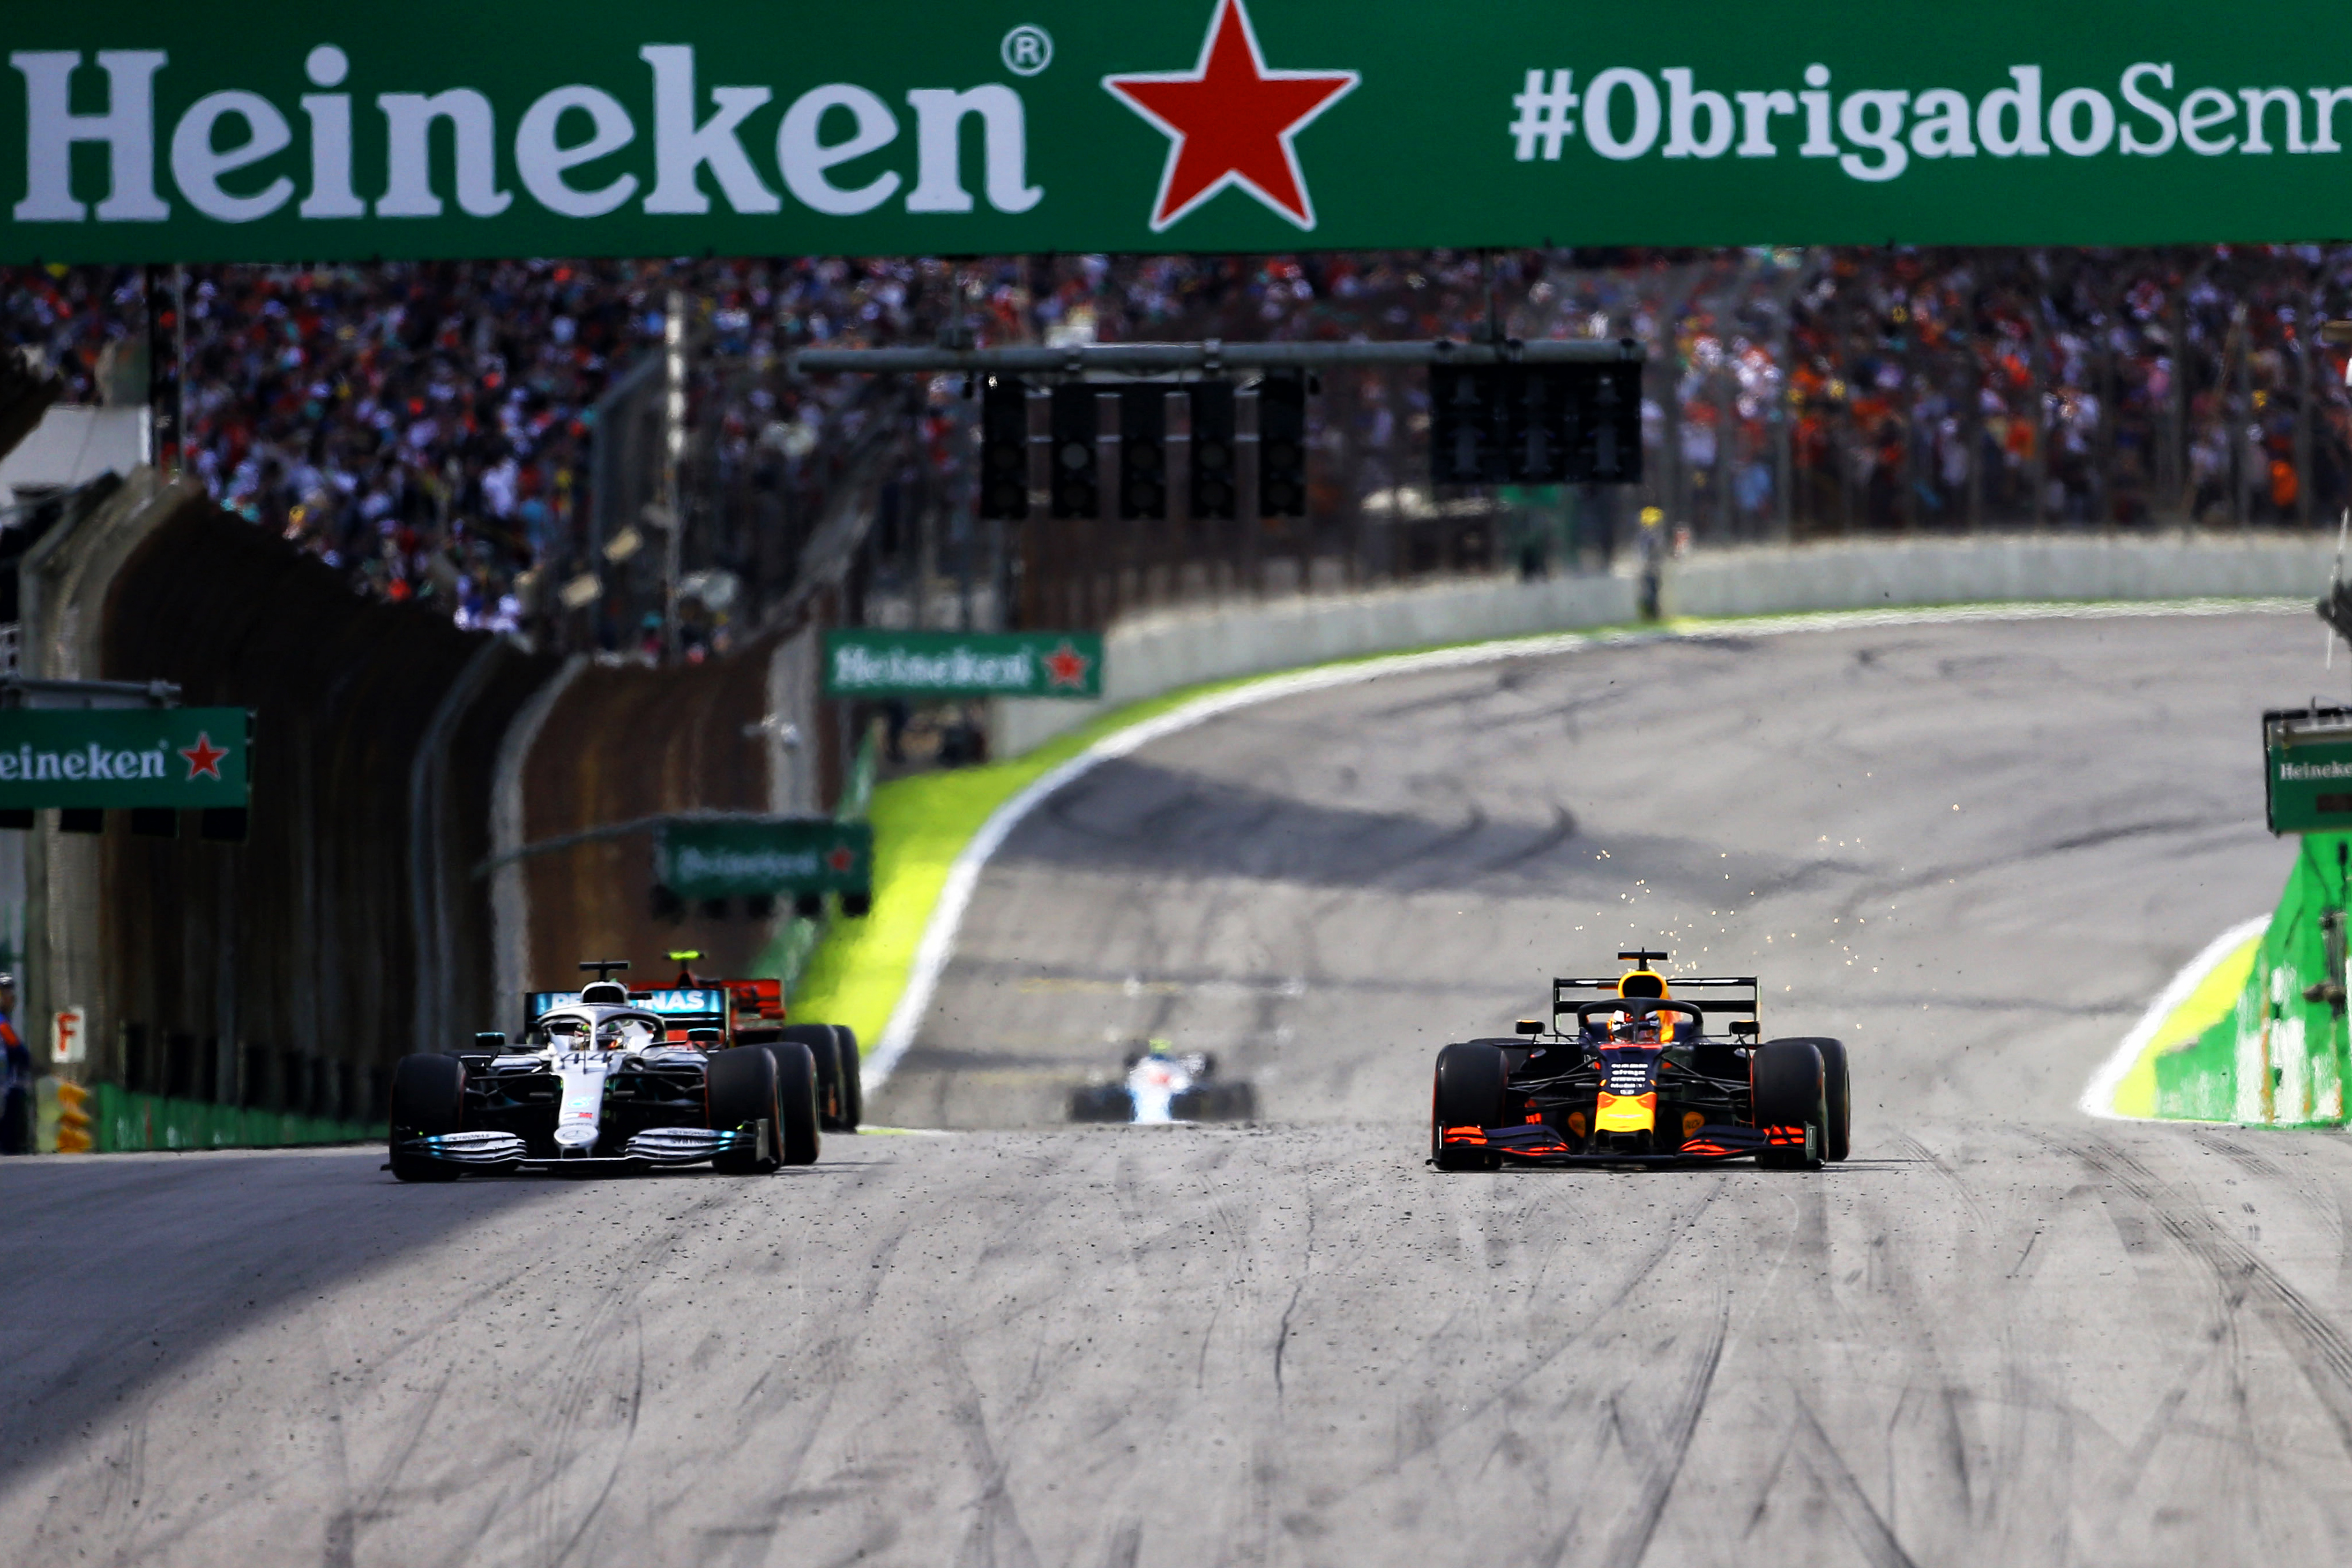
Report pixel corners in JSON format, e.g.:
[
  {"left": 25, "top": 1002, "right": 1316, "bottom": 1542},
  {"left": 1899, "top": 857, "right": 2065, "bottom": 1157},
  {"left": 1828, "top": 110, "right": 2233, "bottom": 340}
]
[
  {"left": 1790, "top": 1397, "right": 1924, "bottom": 1568},
  {"left": 516, "top": 1191, "right": 730, "bottom": 1568},
  {"left": 2066, "top": 1135, "right": 2352, "bottom": 1459},
  {"left": 1585, "top": 1298, "right": 1729, "bottom": 1568}
]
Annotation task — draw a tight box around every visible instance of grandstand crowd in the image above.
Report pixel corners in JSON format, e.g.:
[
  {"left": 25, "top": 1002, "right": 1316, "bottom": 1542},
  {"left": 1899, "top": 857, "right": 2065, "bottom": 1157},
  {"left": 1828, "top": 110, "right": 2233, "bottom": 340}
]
[{"left": 7, "top": 245, "right": 2351, "bottom": 637}]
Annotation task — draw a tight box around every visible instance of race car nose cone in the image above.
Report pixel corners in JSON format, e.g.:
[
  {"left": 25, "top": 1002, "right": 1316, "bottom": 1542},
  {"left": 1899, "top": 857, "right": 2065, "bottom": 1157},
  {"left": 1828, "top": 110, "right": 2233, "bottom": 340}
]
[{"left": 554, "top": 1122, "right": 598, "bottom": 1148}]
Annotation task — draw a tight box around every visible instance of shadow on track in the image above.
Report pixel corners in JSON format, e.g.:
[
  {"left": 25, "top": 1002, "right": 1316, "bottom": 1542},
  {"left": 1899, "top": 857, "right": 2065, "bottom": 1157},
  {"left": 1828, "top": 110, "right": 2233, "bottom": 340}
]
[{"left": 0, "top": 1146, "right": 657, "bottom": 1498}]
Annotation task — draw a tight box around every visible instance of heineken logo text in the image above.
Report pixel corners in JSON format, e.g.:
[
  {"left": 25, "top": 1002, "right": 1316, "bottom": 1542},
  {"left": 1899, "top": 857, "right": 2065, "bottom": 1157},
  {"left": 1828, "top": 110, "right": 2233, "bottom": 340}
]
[
  {"left": 831, "top": 644, "right": 1037, "bottom": 691},
  {"left": 0, "top": 742, "right": 172, "bottom": 782},
  {"left": 2278, "top": 760, "right": 2352, "bottom": 782},
  {"left": 11, "top": 44, "right": 1041, "bottom": 228},
  {"left": 671, "top": 845, "right": 831, "bottom": 882}
]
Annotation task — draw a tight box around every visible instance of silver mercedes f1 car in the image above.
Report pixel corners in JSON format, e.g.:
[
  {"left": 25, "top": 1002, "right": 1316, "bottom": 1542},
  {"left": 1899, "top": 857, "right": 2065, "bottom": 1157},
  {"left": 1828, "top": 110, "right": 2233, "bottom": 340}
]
[{"left": 387, "top": 961, "right": 820, "bottom": 1180}]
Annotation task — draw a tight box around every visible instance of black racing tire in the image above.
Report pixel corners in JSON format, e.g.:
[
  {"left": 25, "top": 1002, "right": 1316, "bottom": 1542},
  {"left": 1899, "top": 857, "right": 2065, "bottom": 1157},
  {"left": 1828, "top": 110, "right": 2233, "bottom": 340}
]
[
  {"left": 783, "top": 1024, "right": 843, "bottom": 1130},
  {"left": 1069, "top": 1084, "right": 1134, "bottom": 1122},
  {"left": 388, "top": 1053, "right": 466, "bottom": 1182},
  {"left": 1753, "top": 1038, "right": 1828, "bottom": 1170},
  {"left": 1431, "top": 1041, "right": 1508, "bottom": 1171},
  {"left": 1769, "top": 1037, "right": 1851, "bottom": 1161},
  {"left": 709, "top": 1044, "right": 784, "bottom": 1175},
  {"left": 1172, "top": 1081, "right": 1257, "bottom": 1121},
  {"left": 773, "top": 1040, "right": 822, "bottom": 1165},
  {"left": 828, "top": 1024, "right": 862, "bottom": 1131}
]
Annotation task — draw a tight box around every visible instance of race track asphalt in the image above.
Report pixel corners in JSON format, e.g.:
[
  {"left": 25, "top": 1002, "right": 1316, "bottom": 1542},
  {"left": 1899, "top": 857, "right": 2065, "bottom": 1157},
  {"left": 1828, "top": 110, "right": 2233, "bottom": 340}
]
[{"left": 6, "top": 608, "right": 2352, "bottom": 1568}]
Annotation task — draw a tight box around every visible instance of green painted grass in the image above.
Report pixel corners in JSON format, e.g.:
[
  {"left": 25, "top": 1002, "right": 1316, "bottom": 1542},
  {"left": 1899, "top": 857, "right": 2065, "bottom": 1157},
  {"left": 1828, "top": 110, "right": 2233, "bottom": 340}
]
[
  {"left": 2112, "top": 933, "right": 2262, "bottom": 1118},
  {"left": 785, "top": 666, "right": 1315, "bottom": 1050}
]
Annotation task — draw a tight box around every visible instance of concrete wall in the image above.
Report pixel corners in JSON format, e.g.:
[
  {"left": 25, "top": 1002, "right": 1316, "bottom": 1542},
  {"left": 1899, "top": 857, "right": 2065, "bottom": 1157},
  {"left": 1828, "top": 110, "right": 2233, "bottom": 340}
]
[
  {"left": 0, "top": 406, "right": 146, "bottom": 510},
  {"left": 1661, "top": 533, "right": 2334, "bottom": 618},
  {"left": 992, "top": 531, "right": 2328, "bottom": 757},
  {"left": 22, "top": 469, "right": 189, "bottom": 1089},
  {"left": 993, "top": 572, "right": 1636, "bottom": 756},
  {"left": 98, "top": 485, "right": 559, "bottom": 1112}
]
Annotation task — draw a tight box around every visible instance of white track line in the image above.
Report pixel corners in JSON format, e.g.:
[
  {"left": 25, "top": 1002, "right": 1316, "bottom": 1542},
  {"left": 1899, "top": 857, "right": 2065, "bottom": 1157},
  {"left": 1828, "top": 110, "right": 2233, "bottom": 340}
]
[
  {"left": 2078, "top": 914, "right": 2271, "bottom": 1119},
  {"left": 866, "top": 598, "right": 2306, "bottom": 1093}
]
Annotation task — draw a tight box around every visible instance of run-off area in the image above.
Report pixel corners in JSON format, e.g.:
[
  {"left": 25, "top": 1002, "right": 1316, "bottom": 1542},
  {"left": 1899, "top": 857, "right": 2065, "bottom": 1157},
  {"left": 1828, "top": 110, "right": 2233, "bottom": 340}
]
[{"left": 10, "top": 612, "right": 2352, "bottom": 1567}]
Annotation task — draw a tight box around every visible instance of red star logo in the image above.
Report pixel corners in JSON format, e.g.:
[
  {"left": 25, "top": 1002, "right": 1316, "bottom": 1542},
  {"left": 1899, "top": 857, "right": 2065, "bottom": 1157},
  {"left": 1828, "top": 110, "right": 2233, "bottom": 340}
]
[
  {"left": 1103, "top": 0, "right": 1358, "bottom": 232},
  {"left": 825, "top": 846, "right": 856, "bottom": 874},
  {"left": 179, "top": 731, "right": 228, "bottom": 781},
  {"left": 1041, "top": 640, "right": 1093, "bottom": 691}
]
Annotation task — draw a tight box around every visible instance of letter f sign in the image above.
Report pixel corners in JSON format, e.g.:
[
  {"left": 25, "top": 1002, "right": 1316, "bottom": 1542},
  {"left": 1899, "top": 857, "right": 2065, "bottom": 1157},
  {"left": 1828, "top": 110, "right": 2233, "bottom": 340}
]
[{"left": 52, "top": 1005, "right": 85, "bottom": 1064}]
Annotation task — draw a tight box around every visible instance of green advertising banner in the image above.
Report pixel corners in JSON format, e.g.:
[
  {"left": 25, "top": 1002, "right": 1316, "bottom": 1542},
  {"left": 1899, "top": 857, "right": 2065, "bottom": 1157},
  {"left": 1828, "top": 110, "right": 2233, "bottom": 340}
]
[
  {"left": 10, "top": 1, "right": 2352, "bottom": 263},
  {"left": 2266, "top": 710, "right": 2352, "bottom": 834},
  {"left": 824, "top": 629, "right": 1102, "bottom": 698},
  {"left": 657, "top": 816, "right": 873, "bottom": 898},
  {"left": 0, "top": 706, "right": 250, "bottom": 807}
]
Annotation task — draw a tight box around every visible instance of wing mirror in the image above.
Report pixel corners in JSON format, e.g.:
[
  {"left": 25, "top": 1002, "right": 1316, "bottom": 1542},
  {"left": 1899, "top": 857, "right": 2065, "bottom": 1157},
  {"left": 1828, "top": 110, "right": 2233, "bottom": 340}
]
[
  {"left": 1728, "top": 1020, "right": 1759, "bottom": 1040},
  {"left": 1515, "top": 1019, "right": 1544, "bottom": 1036},
  {"left": 686, "top": 1027, "right": 724, "bottom": 1045},
  {"left": 473, "top": 1031, "right": 507, "bottom": 1049}
]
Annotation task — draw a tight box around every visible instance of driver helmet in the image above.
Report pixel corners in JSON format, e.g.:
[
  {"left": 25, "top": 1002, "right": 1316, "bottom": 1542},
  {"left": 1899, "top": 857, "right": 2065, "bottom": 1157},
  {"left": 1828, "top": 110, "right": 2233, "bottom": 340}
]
[
  {"left": 596, "top": 1015, "right": 656, "bottom": 1051},
  {"left": 1616, "top": 968, "right": 1671, "bottom": 1042}
]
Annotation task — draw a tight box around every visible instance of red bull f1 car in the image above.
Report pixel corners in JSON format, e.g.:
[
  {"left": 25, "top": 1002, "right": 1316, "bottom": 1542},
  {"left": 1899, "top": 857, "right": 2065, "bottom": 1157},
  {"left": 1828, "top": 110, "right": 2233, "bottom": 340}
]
[{"left": 1430, "top": 951, "right": 1850, "bottom": 1171}]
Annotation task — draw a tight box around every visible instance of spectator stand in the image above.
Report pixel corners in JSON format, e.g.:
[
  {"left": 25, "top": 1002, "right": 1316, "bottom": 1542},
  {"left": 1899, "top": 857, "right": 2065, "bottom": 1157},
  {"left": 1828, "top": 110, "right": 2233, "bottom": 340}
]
[{"left": 11, "top": 244, "right": 2352, "bottom": 677}]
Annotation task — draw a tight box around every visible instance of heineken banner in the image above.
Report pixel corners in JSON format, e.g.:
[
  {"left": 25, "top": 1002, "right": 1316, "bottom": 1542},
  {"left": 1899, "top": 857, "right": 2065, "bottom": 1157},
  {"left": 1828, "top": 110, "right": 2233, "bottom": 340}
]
[
  {"left": 10, "top": 0, "right": 2352, "bottom": 263},
  {"left": 824, "top": 629, "right": 1102, "bottom": 698},
  {"left": 0, "top": 707, "right": 249, "bottom": 808},
  {"left": 2266, "top": 710, "right": 2352, "bottom": 835},
  {"left": 656, "top": 817, "right": 872, "bottom": 898}
]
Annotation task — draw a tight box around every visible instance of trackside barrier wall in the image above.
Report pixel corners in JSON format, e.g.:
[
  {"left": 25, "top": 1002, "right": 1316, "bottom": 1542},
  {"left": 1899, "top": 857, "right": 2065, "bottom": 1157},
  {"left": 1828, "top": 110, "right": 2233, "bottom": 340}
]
[
  {"left": 993, "top": 573, "right": 1635, "bottom": 755},
  {"left": 991, "top": 533, "right": 2330, "bottom": 757},
  {"left": 1659, "top": 535, "right": 2333, "bottom": 619},
  {"left": 2155, "top": 832, "right": 2352, "bottom": 1124},
  {"left": 95, "top": 486, "right": 557, "bottom": 1123},
  {"left": 91, "top": 1084, "right": 372, "bottom": 1152}
]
